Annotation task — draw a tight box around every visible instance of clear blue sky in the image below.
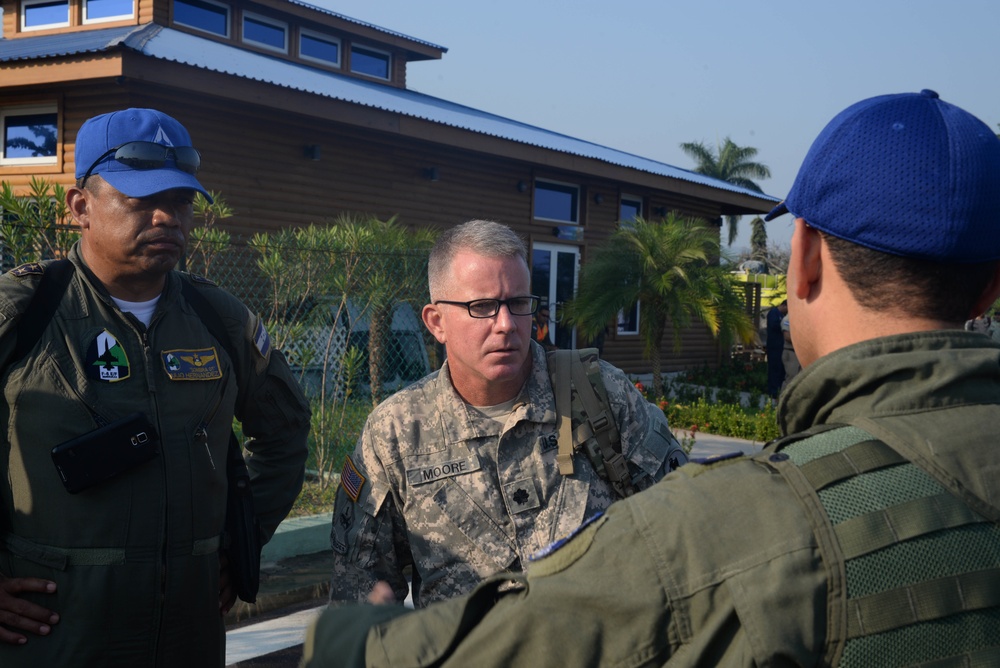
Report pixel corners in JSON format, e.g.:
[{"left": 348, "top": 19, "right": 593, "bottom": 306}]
[{"left": 318, "top": 0, "right": 1000, "bottom": 253}]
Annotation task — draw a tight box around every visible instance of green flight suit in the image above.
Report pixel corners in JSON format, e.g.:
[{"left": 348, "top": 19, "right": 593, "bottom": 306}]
[
  {"left": 303, "top": 330, "right": 1000, "bottom": 666},
  {"left": 0, "top": 245, "right": 311, "bottom": 667}
]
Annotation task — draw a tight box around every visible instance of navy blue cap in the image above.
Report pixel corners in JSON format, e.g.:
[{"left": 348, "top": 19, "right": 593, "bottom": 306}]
[
  {"left": 765, "top": 90, "right": 1000, "bottom": 263},
  {"left": 75, "top": 108, "right": 212, "bottom": 202}
]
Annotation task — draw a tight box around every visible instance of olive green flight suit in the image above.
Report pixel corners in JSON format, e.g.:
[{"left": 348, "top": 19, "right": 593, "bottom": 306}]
[
  {"left": 0, "top": 246, "right": 310, "bottom": 667},
  {"left": 304, "top": 331, "right": 1000, "bottom": 667}
]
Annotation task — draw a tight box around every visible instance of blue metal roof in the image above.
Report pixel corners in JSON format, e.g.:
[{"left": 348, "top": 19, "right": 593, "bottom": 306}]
[{"left": 0, "top": 25, "right": 776, "bottom": 203}]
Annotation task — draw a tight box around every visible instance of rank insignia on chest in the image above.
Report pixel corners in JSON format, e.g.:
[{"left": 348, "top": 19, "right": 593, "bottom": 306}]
[
  {"left": 85, "top": 330, "right": 131, "bottom": 382},
  {"left": 161, "top": 347, "right": 223, "bottom": 380}
]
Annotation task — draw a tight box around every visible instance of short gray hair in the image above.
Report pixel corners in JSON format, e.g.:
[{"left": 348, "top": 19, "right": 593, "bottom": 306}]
[{"left": 428, "top": 220, "right": 527, "bottom": 300}]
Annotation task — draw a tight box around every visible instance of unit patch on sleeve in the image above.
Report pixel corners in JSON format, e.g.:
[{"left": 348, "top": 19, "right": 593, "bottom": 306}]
[
  {"left": 244, "top": 309, "right": 271, "bottom": 374},
  {"left": 85, "top": 330, "right": 131, "bottom": 382},
  {"left": 161, "top": 348, "right": 223, "bottom": 380}
]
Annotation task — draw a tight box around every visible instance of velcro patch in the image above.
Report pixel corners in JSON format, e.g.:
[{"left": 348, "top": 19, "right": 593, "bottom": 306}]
[
  {"left": 340, "top": 456, "right": 367, "bottom": 502},
  {"left": 503, "top": 478, "right": 540, "bottom": 514},
  {"left": 161, "top": 348, "right": 223, "bottom": 380},
  {"left": 528, "top": 512, "right": 608, "bottom": 578},
  {"left": 406, "top": 456, "right": 481, "bottom": 486}
]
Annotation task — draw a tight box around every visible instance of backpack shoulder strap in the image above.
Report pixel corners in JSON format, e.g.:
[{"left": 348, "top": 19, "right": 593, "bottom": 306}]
[
  {"left": 178, "top": 275, "right": 238, "bottom": 366},
  {"left": 11, "top": 259, "right": 75, "bottom": 367},
  {"left": 548, "top": 348, "right": 634, "bottom": 498}
]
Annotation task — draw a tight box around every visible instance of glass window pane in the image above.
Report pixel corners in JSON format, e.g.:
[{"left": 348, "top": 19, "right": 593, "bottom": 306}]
[
  {"left": 4, "top": 112, "right": 58, "bottom": 159},
  {"left": 534, "top": 181, "right": 579, "bottom": 223},
  {"left": 301, "top": 33, "right": 340, "bottom": 66},
  {"left": 23, "top": 0, "right": 69, "bottom": 28},
  {"left": 351, "top": 46, "right": 390, "bottom": 79},
  {"left": 244, "top": 15, "right": 286, "bottom": 51},
  {"left": 620, "top": 197, "right": 641, "bottom": 222},
  {"left": 174, "top": 0, "right": 228, "bottom": 36},
  {"left": 618, "top": 302, "right": 639, "bottom": 335},
  {"left": 85, "top": 0, "right": 133, "bottom": 21}
]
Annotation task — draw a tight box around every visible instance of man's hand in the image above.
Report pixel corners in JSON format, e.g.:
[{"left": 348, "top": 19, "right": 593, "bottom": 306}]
[
  {"left": 0, "top": 573, "right": 59, "bottom": 645},
  {"left": 219, "top": 552, "right": 237, "bottom": 616},
  {"left": 367, "top": 581, "right": 396, "bottom": 605}
]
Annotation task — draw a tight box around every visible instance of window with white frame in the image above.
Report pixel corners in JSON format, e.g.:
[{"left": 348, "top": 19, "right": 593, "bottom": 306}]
[
  {"left": 533, "top": 180, "right": 579, "bottom": 223},
  {"left": 173, "top": 0, "right": 229, "bottom": 37},
  {"left": 22, "top": 0, "right": 69, "bottom": 30},
  {"left": 1, "top": 105, "right": 58, "bottom": 166},
  {"left": 242, "top": 11, "right": 287, "bottom": 52},
  {"left": 300, "top": 29, "right": 340, "bottom": 67},
  {"left": 350, "top": 44, "right": 391, "bottom": 80},
  {"left": 83, "top": 0, "right": 134, "bottom": 23}
]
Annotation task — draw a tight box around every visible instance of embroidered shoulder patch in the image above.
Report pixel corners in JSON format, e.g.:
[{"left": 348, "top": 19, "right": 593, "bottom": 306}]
[
  {"left": 527, "top": 512, "right": 608, "bottom": 578},
  {"left": 189, "top": 273, "right": 217, "bottom": 286},
  {"left": 10, "top": 263, "right": 44, "bottom": 278},
  {"left": 161, "top": 347, "right": 223, "bottom": 380},
  {"left": 340, "top": 456, "right": 367, "bottom": 503}
]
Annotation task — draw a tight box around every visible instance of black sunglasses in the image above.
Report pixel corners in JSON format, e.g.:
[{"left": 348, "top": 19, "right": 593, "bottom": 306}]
[{"left": 80, "top": 141, "right": 202, "bottom": 187}]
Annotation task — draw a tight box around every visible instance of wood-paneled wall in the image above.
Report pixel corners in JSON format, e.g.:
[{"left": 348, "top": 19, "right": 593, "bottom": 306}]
[{"left": 0, "top": 78, "right": 728, "bottom": 374}]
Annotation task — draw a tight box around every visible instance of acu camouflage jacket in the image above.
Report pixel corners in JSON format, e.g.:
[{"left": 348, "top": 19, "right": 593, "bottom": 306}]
[{"left": 328, "top": 341, "right": 683, "bottom": 607}]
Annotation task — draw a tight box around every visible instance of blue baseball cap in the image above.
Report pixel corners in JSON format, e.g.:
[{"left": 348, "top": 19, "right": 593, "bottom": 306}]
[
  {"left": 75, "top": 108, "right": 212, "bottom": 202},
  {"left": 765, "top": 90, "right": 1000, "bottom": 263}
]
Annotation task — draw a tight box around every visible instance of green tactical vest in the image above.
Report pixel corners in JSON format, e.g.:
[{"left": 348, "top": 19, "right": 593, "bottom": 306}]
[{"left": 769, "top": 424, "right": 1000, "bottom": 666}]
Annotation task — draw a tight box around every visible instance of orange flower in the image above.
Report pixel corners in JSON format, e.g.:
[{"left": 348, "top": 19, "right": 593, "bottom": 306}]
[{"left": 634, "top": 381, "right": 645, "bottom": 392}]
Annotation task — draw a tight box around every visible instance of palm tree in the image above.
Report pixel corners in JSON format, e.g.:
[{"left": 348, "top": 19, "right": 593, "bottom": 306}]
[
  {"left": 565, "top": 213, "right": 756, "bottom": 397},
  {"left": 749, "top": 216, "right": 768, "bottom": 264},
  {"left": 679, "top": 137, "right": 771, "bottom": 246}
]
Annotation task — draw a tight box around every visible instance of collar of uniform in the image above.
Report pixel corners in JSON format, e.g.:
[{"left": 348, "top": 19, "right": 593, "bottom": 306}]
[
  {"left": 777, "top": 330, "right": 1000, "bottom": 435},
  {"left": 431, "top": 343, "right": 550, "bottom": 443}
]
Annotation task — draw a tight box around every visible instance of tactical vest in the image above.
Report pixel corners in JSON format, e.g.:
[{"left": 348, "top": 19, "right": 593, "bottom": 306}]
[
  {"left": 767, "top": 423, "right": 1000, "bottom": 666},
  {"left": 546, "top": 348, "right": 635, "bottom": 499}
]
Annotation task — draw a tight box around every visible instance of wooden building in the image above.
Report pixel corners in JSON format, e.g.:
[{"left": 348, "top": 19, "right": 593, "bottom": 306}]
[{"left": 0, "top": 0, "right": 778, "bottom": 374}]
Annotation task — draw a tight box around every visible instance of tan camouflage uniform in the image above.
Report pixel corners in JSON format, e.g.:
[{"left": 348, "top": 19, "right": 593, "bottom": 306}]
[{"left": 329, "top": 341, "right": 685, "bottom": 607}]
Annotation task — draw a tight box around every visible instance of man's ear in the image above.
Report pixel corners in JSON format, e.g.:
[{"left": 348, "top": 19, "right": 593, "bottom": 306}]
[
  {"left": 66, "top": 187, "right": 91, "bottom": 229},
  {"left": 789, "top": 218, "right": 822, "bottom": 300},
  {"left": 968, "top": 263, "right": 1000, "bottom": 321},
  {"left": 422, "top": 304, "right": 447, "bottom": 344}
]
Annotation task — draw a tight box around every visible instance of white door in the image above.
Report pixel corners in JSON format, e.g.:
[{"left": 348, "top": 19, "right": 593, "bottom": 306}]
[{"left": 530, "top": 242, "right": 579, "bottom": 349}]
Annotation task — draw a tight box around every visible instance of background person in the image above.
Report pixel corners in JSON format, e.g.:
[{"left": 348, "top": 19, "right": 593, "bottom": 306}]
[
  {"left": 304, "top": 90, "right": 1000, "bottom": 666},
  {"left": 765, "top": 299, "right": 787, "bottom": 396},
  {"left": 327, "top": 219, "right": 686, "bottom": 609},
  {"left": 0, "top": 108, "right": 310, "bottom": 667},
  {"left": 531, "top": 304, "right": 557, "bottom": 350}
]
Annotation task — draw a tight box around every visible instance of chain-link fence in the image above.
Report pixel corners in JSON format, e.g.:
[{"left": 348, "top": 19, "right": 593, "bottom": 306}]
[{"left": 1, "top": 181, "right": 438, "bottom": 487}]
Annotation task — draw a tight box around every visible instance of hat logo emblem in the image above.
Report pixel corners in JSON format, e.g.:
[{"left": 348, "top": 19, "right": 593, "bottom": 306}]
[{"left": 151, "top": 125, "right": 175, "bottom": 146}]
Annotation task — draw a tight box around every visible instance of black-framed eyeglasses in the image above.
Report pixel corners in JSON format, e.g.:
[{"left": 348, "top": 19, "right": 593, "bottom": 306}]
[
  {"left": 80, "top": 141, "right": 202, "bottom": 187},
  {"left": 434, "top": 295, "right": 540, "bottom": 318}
]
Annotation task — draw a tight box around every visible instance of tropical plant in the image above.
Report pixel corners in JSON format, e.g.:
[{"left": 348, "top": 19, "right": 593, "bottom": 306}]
[
  {"left": 749, "top": 216, "right": 767, "bottom": 263},
  {"left": 679, "top": 137, "right": 771, "bottom": 246},
  {"left": 186, "top": 190, "right": 233, "bottom": 279},
  {"left": 565, "top": 213, "right": 756, "bottom": 397},
  {"left": 0, "top": 177, "right": 79, "bottom": 267}
]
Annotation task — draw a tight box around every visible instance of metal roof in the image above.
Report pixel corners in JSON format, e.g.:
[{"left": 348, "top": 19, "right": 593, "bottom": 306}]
[
  {"left": 283, "top": 0, "right": 447, "bottom": 53},
  {"left": 1, "top": 24, "right": 777, "bottom": 203}
]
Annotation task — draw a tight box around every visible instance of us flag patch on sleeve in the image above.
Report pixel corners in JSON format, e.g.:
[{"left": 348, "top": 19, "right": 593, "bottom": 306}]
[{"left": 340, "top": 456, "right": 366, "bottom": 502}]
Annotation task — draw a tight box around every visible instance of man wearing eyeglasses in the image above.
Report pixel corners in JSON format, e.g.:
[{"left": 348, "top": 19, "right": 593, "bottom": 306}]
[
  {"left": 0, "top": 108, "right": 310, "bottom": 667},
  {"left": 328, "top": 219, "right": 685, "bottom": 609}
]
